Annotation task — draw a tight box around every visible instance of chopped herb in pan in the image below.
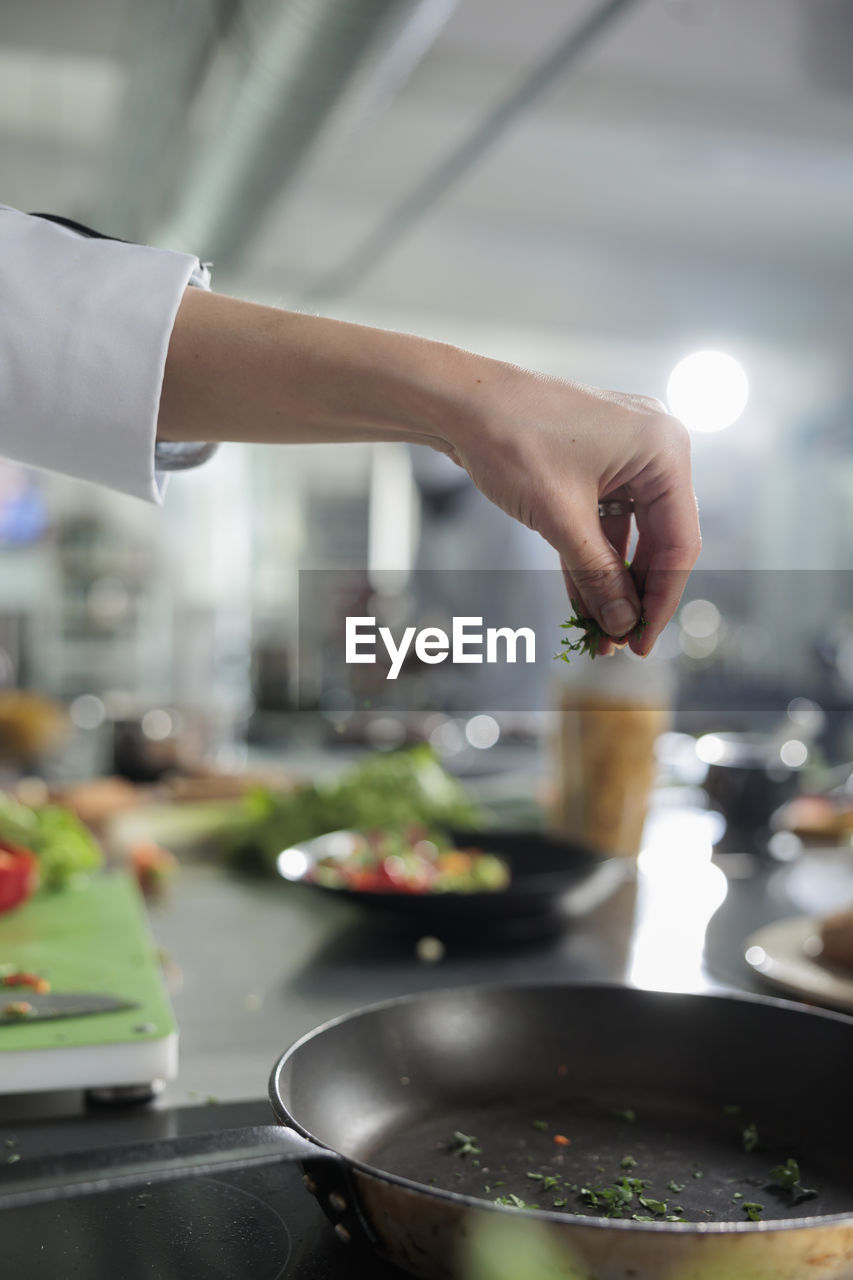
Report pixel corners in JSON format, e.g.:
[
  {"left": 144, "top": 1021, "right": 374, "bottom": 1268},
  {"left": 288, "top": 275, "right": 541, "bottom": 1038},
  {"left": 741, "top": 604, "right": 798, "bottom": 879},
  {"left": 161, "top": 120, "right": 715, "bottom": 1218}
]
[
  {"left": 446, "top": 1104, "right": 820, "bottom": 1229},
  {"left": 581, "top": 1179, "right": 636, "bottom": 1217},
  {"left": 769, "top": 1158, "right": 818, "bottom": 1202},
  {"left": 526, "top": 1173, "right": 561, "bottom": 1192},
  {"left": 742, "top": 1123, "right": 759, "bottom": 1153},
  {"left": 450, "top": 1131, "right": 481, "bottom": 1158},
  {"left": 495, "top": 1193, "right": 538, "bottom": 1210},
  {"left": 611, "top": 1107, "right": 636, "bottom": 1123},
  {"left": 769, "top": 1158, "right": 801, "bottom": 1189},
  {"left": 723, "top": 1104, "right": 742, "bottom": 1116},
  {"left": 638, "top": 1196, "right": 667, "bottom": 1216}
]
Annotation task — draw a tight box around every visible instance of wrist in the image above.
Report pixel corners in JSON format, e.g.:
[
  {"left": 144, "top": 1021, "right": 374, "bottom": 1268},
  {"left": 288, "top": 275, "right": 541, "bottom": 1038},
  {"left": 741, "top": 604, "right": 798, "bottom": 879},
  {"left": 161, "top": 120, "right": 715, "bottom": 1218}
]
[
  {"left": 323, "top": 321, "right": 492, "bottom": 456},
  {"left": 386, "top": 334, "right": 514, "bottom": 460}
]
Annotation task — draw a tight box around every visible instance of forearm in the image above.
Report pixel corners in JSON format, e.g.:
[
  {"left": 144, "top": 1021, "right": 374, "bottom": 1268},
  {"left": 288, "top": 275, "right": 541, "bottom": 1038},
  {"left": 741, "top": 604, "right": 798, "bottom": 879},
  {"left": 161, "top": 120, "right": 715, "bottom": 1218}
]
[
  {"left": 157, "top": 285, "right": 700, "bottom": 652},
  {"left": 156, "top": 286, "right": 480, "bottom": 453}
]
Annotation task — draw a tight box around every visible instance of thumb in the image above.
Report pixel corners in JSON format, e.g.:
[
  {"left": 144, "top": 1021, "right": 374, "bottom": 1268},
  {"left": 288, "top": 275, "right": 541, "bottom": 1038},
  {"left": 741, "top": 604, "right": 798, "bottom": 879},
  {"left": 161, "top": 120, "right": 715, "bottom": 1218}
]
[{"left": 558, "top": 515, "right": 640, "bottom": 640}]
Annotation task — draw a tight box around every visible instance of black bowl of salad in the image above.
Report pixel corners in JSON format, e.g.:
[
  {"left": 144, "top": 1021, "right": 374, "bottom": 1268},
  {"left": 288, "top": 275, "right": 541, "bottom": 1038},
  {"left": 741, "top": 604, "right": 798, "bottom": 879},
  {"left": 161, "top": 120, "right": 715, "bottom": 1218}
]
[{"left": 275, "top": 825, "right": 627, "bottom": 938}]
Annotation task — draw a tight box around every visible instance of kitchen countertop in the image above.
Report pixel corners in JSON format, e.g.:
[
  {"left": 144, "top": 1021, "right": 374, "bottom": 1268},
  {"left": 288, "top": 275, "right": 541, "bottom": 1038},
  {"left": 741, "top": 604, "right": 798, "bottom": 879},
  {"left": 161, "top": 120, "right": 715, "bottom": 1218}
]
[
  {"left": 149, "top": 810, "right": 852, "bottom": 1106},
  {"left": 3, "top": 808, "right": 852, "bottom": 1118}
]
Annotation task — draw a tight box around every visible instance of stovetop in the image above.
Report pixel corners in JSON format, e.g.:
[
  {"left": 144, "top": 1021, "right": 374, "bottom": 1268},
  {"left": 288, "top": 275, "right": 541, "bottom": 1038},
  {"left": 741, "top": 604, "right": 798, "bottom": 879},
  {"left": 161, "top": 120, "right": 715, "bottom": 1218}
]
[{"left": 1, "top": 1099, "right": 403, "bottom": 1279}]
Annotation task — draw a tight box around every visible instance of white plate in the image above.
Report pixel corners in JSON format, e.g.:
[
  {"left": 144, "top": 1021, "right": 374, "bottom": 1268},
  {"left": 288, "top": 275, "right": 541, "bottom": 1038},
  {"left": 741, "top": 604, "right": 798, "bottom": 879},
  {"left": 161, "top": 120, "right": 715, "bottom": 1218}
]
[{"left": 744, "top": 915, "right": 853, "bottom": 1013}]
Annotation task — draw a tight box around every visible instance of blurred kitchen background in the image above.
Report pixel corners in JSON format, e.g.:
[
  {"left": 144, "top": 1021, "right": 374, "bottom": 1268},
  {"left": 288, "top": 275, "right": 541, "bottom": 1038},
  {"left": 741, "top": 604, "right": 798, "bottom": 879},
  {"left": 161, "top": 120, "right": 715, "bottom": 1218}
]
[{"left": 1, "top": 0, "right": 852, "bottom": 786}]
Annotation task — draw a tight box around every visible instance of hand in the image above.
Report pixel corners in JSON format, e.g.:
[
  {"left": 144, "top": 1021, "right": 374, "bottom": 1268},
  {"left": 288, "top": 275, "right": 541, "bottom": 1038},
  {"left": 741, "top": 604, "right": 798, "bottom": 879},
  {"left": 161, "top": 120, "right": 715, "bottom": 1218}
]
[{"left": 441, "top": 362, "right": 701, "bottom": 655}]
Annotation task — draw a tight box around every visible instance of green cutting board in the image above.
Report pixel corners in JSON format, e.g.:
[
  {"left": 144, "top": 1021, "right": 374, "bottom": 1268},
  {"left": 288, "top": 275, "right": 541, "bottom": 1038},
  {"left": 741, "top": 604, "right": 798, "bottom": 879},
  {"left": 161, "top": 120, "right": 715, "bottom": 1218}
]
[{"left": 0, "top": 872, "right": 176, "bottom": 1091}]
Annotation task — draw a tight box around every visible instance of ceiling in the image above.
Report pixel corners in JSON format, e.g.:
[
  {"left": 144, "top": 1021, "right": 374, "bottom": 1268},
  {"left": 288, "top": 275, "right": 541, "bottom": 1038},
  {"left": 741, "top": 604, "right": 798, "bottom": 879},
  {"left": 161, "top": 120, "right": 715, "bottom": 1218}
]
[{"left": 1, "top": 0, "right": 852, "bottom": 361}]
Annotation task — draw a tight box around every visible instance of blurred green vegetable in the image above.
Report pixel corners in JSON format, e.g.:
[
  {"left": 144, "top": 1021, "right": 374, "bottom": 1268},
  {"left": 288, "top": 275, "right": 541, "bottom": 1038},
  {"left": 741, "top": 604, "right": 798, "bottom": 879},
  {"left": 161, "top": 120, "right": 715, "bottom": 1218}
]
[
  {"left": 0, "top": 792, "right": 102, "bottom": 889},
  {"left": 221, "top": 746, "right": 483, "bottom": 873},
  {"left": 463, "top": 1213, "right": 589, "bottom": 1280}
]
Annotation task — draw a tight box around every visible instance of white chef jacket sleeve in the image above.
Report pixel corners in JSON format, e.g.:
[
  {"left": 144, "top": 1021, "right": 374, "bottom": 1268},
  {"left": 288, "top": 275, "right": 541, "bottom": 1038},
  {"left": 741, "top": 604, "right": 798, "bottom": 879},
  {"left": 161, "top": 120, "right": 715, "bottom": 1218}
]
[{"left": 0, "top": 203, "right": 214, "bottom": 503}]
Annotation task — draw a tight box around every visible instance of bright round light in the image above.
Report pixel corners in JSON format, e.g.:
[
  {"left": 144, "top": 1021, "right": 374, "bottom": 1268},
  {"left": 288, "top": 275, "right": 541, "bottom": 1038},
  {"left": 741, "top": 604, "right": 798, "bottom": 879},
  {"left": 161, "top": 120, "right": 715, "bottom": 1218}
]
[
  {"left": 70, "top": 694, "right": 106, "bottom": 730},
  {"left": 465, "top": 714, "right": 500, "bottom": 750},
  {"left": 141, "top": 709, "right": 173, "bottom": 741},
  {"left": 277, "top": 848, "right": 310, "bottom": 881},
  {"left": 666, "top": 350, "right": 749, "bottom": 433},
  {"left": 680, "top": 599, "right": 721, "bottom": 639},
  {"left": 779, "top": 738, "right": 808, "bottom": 769},
  {"left": 696, "top": 734, "right": 726, "bottom": 765}
]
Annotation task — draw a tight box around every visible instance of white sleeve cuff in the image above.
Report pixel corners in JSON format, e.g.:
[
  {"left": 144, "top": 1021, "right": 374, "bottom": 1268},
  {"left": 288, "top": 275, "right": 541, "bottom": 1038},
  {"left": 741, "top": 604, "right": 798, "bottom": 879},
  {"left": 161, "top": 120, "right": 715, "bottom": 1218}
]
[{"left": 0, "top": 206, "right": 209, "bottom": 503}]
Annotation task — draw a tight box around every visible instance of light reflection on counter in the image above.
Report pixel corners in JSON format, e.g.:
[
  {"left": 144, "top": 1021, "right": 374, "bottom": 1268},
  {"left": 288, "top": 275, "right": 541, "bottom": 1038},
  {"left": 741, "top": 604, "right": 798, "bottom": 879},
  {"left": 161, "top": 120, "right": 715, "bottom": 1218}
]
[{"left": 627, "top": 808, "right": 728, "bottom": 994}]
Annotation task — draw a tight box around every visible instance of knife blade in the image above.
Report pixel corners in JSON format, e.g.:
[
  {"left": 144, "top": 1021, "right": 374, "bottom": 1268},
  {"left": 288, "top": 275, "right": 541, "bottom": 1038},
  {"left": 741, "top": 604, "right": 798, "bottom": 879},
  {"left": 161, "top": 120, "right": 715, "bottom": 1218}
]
[{"left": 0, "top": 993, "right": 139, "bottom": 1025}]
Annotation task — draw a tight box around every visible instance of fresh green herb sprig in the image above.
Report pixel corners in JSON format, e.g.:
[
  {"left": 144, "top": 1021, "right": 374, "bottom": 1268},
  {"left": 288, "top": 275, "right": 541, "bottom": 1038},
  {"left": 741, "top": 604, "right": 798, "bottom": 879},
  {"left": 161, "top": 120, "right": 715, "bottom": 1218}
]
[{"left": 556, "top": 596, "right": 647, "bottom": 664}]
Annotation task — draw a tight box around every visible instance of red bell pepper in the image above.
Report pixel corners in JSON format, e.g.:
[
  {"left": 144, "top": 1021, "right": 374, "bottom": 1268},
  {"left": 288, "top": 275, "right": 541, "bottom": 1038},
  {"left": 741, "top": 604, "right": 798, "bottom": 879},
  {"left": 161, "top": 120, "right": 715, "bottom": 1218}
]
[{"left": 0, "top": 841, "right": 38, "bottom": 914}]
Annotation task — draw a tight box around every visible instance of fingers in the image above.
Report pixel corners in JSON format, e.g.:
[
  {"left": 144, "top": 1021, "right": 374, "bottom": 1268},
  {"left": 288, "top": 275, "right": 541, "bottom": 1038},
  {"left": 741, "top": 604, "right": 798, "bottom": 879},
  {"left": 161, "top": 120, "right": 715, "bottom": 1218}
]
[
  {"left": 628, "top": 485, "right": 701, "bottom": 654},
  {"left": 552, "top": 495, "right": 642, "bottom": 642},
  {"left": 593, "top": 502, "right": 633, "bottom": 656},
  {"left": 599, "top": 504, "right": 633, "bottom": 570}
]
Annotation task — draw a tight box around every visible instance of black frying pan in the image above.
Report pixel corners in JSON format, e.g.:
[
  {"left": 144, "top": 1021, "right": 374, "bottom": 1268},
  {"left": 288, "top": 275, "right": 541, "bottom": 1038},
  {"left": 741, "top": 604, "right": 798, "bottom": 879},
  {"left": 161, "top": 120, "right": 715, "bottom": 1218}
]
[{"left": 2, "top": 984, "right": 853, "bottom": 1279}]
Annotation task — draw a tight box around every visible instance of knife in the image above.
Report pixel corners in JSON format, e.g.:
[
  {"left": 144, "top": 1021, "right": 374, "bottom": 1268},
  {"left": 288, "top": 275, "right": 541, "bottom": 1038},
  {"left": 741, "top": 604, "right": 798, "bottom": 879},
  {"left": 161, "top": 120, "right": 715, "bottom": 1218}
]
[{"left": 0, "top": 993, "right": 139, "bottom": 1025}]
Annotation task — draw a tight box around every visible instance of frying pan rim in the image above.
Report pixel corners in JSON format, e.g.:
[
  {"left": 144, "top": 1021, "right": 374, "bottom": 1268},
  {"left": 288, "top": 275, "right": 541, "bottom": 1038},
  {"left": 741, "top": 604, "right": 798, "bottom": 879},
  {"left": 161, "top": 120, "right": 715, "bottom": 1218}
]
[{"left": 268, "top": 979, "right": 853, "bottom": 1234}]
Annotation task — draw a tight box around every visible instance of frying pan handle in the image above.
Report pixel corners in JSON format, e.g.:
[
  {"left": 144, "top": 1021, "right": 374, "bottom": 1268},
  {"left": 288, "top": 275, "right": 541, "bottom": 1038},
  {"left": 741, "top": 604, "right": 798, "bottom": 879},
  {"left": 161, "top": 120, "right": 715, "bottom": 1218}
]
[{"left": 0, "top": 1123, "right": 339, "bottom": 1211}]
